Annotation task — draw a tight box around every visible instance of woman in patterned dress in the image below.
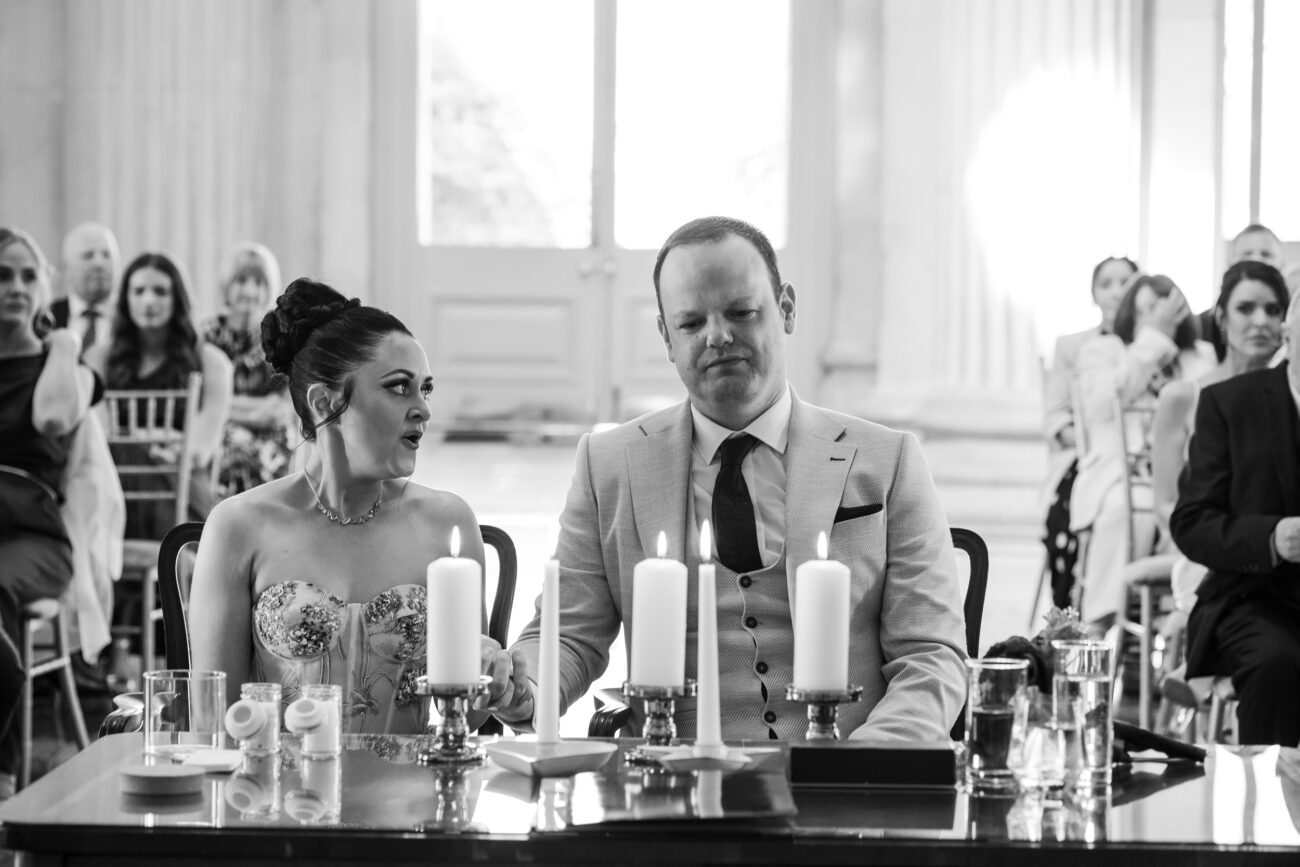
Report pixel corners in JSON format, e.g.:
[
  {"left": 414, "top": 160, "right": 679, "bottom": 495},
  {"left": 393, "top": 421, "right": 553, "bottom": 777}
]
[
  {"left": 202, "top": 243, "right": 293, "bottom": 498},
  {"left": 189, "top": 278, "right": 526, "bottom": 733}
]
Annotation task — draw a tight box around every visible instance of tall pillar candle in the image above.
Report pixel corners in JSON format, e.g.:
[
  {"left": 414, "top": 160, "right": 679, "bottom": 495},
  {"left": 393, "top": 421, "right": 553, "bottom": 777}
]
[
  {"left": 793, "top": 531, "right": 851, "bottom": 691},
  {"left": 695, "top": 521, "right": 723, "bottom": 749},
  {"left": 426, "top": 526, "right": 483, "bottom": 685},
  {"left": 536, "top": 558, "right": 561, "bottom": 744},
  {"left": 629, "top": 532, "right": 687, "bottom": 687}
]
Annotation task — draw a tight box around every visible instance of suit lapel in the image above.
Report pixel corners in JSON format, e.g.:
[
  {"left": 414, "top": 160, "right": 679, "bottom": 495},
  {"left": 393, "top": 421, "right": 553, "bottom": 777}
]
[
  {"left": 784, "top": 394, "right": 856, "bottom": 609},
  {"left": 626, "top": 402, "right": 694, "bottom": 561},
  {"left": 1263, "top": 364, "right": 1300, "bottom": 513}
]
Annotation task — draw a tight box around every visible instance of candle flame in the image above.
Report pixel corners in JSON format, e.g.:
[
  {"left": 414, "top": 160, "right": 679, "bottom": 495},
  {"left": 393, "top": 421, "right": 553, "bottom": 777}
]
[
  {"left": 699, "top": 520, "right": 712, "bottom": 561},
  {"left": 817, "top": 531, "right": 828, "bottom": 560},
  {"left": 450, "top": 526, "right": 461, "bottom": 558},
  {"left": 656, "top": 531, "right": 668, "bottom": 558}
]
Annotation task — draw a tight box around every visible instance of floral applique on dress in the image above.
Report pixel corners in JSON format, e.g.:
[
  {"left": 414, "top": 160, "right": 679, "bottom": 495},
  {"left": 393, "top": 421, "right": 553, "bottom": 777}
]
[{"left": 252, "top": 581, "right": 429, "bottom": 734}]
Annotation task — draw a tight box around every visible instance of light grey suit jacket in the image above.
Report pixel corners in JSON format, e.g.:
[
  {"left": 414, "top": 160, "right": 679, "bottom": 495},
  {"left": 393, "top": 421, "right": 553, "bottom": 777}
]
[{"left": 513, "top": 391, "right": 968, "bottom": 741}]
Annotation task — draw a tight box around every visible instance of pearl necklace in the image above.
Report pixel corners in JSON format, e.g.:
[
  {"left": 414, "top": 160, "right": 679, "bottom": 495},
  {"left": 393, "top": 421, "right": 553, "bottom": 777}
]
[{"left": 305, "top": 473, "right": 383, "bottom": 526}]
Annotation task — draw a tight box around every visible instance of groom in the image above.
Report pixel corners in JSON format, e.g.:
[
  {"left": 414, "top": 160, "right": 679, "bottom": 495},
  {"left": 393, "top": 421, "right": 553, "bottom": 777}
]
[{"left": 490, "top": 216, "right": 967, "bottom": 741}]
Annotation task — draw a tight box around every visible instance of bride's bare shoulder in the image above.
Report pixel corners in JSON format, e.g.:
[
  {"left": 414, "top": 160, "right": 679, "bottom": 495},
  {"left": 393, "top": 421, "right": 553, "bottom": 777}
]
[
  {"left": 398, "top": 480, "right": 477, "bottom": 522},
  {"left": 207, "top": 474, "right": 308, "bottom": 532}
]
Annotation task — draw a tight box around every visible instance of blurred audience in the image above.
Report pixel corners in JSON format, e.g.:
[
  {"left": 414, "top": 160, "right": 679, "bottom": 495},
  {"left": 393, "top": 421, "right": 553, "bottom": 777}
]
[
  {"left": 1197, "top": 224, "right": 1286, "bottom": 357},
  {"left": 1041, "top": 256, "right": 1138, "bottom": 608},
  {"left": 1171, "top": 289, "right": 1300, "bottom": 746},
  {"left": 0, "top": 227, "right": 99, "bottom": 799},
  {"left": 84, "top": 252, "right": 232, "bottom": 539},
  {"left": 202, "top": 243, "right": 292, "bottom": 498},
  {"left": 50, "top": 223, "right": 121, "bottom": 357},
  {"left": 1152, "top": 261, "right": 1289, "bottom": 613},
  {"left": 1070, "top": 273, "right": 1214, "bottom": 627}
]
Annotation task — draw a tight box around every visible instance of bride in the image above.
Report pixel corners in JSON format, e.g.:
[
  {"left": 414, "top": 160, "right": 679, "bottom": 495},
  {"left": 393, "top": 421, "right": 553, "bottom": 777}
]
[{"left": 190, "top": 278, "right": 527, "bottom": 733}]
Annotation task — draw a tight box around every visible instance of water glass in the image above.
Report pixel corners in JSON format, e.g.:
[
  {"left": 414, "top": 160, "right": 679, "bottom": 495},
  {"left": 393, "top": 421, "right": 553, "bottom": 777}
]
[
  {"left": 1051, "top": 639, "right": 1113, "bottom": 789},
  {"left": 962, "top": 658, "right": 1029, "bottom": 793},
  {"left": 1008, "top": 688, "right": 1068, "bottom": 791},
  {"left": 143, "top": 669, "right": 227, "bottom": 759}
]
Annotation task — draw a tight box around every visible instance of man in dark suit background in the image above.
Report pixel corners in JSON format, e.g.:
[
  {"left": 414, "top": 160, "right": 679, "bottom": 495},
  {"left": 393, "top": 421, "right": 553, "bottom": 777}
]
[
  {"left": 50, "top": 222, "right": 119, "bottom": 355},
  {"left": 1172, "top": 290, "right": 1300, "bottom": 745}
]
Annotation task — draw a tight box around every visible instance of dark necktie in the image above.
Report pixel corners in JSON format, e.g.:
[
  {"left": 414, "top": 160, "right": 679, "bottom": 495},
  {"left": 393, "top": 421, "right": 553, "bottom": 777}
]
[
  {"left": 712, "top": 434, "right": 763, "bottom": 573},
  {"left": 81, "top": 308, "right": 99, "bottom": 350}
]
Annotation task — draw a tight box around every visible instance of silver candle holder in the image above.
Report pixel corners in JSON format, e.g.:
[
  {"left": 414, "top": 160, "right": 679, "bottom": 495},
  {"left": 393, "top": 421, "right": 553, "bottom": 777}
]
[
  {"left": 415, "top": 675, "right": 492, "bottom": 765},
  {"left": 622, "top": 681, "right": 696, "bottom": 766},
  {"left": 786, "top": 684, "right": 863, "bottom": 741}
]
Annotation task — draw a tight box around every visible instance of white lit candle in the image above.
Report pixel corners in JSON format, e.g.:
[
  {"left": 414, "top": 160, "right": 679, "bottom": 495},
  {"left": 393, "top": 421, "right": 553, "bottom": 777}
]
[
  {"left": 536, "top": 558, "right": 561, "bottom": 744},
  {"left": 695, "top": 521, "right": 724, "bottom": 750},
  {"left": 629, "top": 531, "right": 687, "bottom": 687},
  {"left": 793, "top": 531, "right": 851, "bottom": 691},
  {"left": 426, "top": 526, "right": 482, "bottom": 684}
]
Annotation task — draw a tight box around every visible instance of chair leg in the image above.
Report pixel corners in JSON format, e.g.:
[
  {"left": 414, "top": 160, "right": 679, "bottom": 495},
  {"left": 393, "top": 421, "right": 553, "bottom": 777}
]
[
  {"left": 19, "top": 618, "right": 34, "bottom": 791},
  {"left": 1138, "top": 586, "right": 1152, "bottom": 730},
  {"left": 1028, "top": 554, "right": 1049, "bottom": 631},
  {"left": 142, "top": 565, "right": 156, "bottom": 673},
  {"left": 53, "top": 611, "right": 90, "bottom": 750}
]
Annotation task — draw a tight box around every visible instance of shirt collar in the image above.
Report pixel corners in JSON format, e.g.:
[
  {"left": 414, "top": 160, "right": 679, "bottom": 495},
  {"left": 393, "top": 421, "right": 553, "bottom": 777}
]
[{"left": 691, "top": 383, "right": 792, "bottom": 464}]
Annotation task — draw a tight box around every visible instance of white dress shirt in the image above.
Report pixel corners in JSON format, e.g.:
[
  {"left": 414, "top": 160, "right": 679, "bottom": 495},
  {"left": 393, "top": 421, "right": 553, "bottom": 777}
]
[{"left": 689, "top": 384, "right": 792, "bottom": 567}]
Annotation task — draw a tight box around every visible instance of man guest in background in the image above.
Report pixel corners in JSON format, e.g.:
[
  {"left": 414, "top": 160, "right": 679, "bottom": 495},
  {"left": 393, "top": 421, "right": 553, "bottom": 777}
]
[
  {"left": 51, "top": 222, "right": 120, "bottom": 356},
  {"left": 1172, "top": 290, "right": 1300, "bottom": 746},
  {"left": 490, "top": 216, "right": 967, "bottom": 741}
]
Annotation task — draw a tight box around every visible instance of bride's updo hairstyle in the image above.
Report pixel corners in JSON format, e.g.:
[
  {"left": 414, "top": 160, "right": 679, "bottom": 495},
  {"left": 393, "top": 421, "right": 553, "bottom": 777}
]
[{"left": 262, "top": 277, "right": 411, "bottom": 440}]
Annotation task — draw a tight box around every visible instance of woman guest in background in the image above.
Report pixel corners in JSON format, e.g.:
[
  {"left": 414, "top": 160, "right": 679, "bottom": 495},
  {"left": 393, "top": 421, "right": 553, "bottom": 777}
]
[
  {"left": 1151, "top": 261, "right": 1289, "bottom": 624},
  {"left": 0, "top": 228, "right": 98, "bottom": 799},
  {"left": 190, "top": 278, "right": 518, "bottom": 734},
  {"left": 1040, "top": 256, "right": 1138, "bottom": 610},
  {"left": 84, "top": 252, "right": 232, "bottom": 539},
  {"left": 1069, "top": 272, "right": 1214, "bottom": 629},
  {"left": 202, "top": 243, "right": 293, "bottom": 498}
]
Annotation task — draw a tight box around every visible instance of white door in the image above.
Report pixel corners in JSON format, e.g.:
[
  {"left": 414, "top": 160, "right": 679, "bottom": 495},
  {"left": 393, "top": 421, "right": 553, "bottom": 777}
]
[{"left": 372, "top": 0, "right": 832, "bottom": 430}]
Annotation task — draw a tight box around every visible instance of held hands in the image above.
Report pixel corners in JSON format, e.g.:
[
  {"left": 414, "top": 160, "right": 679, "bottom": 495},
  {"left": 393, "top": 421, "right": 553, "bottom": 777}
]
[
  {"left": 479, "top": 636, "right": 534, "bottom": 723},
  {"left": 1137, "top": 287, "right": 1191, "bottom": 340},
  {"left": 1276, "top": 517, "right": 1300, "bottom": 564}
]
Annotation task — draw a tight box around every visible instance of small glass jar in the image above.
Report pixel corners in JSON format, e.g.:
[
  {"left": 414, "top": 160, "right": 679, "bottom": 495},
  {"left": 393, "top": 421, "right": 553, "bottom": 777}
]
[
  {"left": 285, "top": 684, "right": 342, "bottom": 758},
  {"left": 225, "top": 682, "right": 282, "bottom": 755}
]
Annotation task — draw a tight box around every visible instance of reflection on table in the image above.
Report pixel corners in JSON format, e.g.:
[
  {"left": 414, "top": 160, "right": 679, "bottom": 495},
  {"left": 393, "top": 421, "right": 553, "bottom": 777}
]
[{"left": 2, "top": 734, "right": 1299, "bottom": 865}]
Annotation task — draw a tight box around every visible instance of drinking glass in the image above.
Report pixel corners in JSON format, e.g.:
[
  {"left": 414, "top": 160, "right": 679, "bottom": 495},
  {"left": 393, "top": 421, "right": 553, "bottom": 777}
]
[
  {"left": 226, "top": 682, "right": 282, "bottom": 755},
  {"left": 143, "top": 669, "right": 227, "bottom": 759},
  {"left": 962, "top": 658, "right": 1029, "bottom": 793},
  {"left": 1051, "top": 639, "right": 1113, "bottom": 789},
  {"left": 285, "top": 683, "right": 343, "bottom": 758},
  {"left": 1009, "top": 687, "right": 1068, "bottom": 791}
]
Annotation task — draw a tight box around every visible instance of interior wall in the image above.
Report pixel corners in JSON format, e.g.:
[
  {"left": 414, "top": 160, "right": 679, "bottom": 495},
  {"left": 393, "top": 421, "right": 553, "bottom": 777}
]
[{"left": 0, "top": 0, "right": 371, "bottom": 322}]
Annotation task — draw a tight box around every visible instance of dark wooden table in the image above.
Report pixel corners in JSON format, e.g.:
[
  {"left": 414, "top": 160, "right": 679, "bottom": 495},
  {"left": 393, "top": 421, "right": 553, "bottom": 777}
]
[{"left": 3, "top": 734, "right": 1299, "bottom": 866}]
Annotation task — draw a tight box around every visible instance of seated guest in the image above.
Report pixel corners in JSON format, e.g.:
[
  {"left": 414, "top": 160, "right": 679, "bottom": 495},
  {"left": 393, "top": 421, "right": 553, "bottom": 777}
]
[
  {"left": 1196, "top": 224, "right": 1285, "bottom": 357},
  {"left": 1041, "top": 256, "right": 1138, "bottom": 609},
  {"left": 1171, "top": 290, "right": 1300, "bottom": 746},
  {"left": 1152, "top": 261, "right": 1288, "bottom": 614},
  {"left": 1070, "top": 273, "right": 1213, "bottom": 628},
  {"left": 486, "top": 216, "right": 968, "bottom": 741},
  {"left": 84, "top": 252, "right": 232, "bottom": 539},
  {"left": 190, "top": 278, "right": 487, "bottom": 734},
  {"left": 0, "top": 227, "right": 99, "bottom": 799},
  {"left": 201, "top": 242, "right": 292, "bottom": 498},
  {"left": 50, "top": 222, "right": 120, "bottom": 357}
]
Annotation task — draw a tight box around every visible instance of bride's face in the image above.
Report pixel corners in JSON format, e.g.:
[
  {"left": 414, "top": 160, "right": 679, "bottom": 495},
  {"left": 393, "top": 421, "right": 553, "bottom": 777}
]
[{"left": 334, "top": 332, "right": 434, "bottom": 479}]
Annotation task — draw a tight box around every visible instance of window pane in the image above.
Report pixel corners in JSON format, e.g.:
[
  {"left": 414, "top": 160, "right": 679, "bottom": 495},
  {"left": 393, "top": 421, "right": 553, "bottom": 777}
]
[
  {"left": 614, "top": 0, "right": 790, "bottom": 249},
  {"left": 1260, "top": 0, "right": 1300, "bottom": 239},
  {"left": 417, "top": 1, "right": 593, "bottom": 248}
]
